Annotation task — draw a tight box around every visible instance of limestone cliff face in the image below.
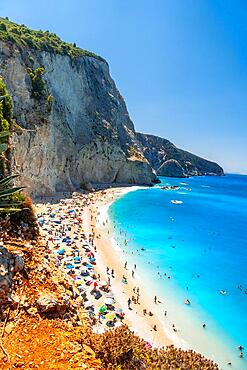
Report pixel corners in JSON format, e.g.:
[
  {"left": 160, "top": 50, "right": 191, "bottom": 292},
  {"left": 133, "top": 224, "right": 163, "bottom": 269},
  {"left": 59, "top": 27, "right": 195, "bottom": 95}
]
[
  {"left": 0, "top": 40, "right": 157, "bottom": 195},
  {"left": 136, "top": 133, "right": 224, "bottom": 177},
  {"left": 0, "top": 31, "right": 224, "bottom": 194}
]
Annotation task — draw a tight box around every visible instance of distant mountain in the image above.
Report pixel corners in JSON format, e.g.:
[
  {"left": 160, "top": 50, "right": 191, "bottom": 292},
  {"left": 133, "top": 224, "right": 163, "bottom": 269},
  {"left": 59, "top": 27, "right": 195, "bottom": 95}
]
[{"left": 136, "top": 133, "right": 224, "bottom": 177}]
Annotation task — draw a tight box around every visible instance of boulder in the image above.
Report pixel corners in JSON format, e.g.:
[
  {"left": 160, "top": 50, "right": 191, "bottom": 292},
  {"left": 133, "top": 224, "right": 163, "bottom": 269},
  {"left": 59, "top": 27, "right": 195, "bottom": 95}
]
[{"left": 36, "top": 293, "right": 69, "bottom": 317}]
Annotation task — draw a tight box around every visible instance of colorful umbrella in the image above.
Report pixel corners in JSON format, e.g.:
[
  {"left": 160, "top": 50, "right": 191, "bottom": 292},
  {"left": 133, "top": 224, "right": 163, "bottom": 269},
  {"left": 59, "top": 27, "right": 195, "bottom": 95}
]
[
  {"left": 98, "top": 280, "right": 107, "bottom": 286},
  {"left": 104, "top": 298, "right": 114, "bottom": 305},
  {"left": 106, "top": 312, "right": 116, "bottom": 321},
  {"left": 99, "top": 305, "right": 107, "bottom": 313}
]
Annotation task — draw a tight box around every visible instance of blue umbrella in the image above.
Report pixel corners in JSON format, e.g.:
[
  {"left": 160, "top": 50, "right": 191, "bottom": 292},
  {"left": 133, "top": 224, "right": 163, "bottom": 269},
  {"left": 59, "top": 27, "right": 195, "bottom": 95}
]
[{"left": 66, "top": 264, "right": 74, "bottom": 269}]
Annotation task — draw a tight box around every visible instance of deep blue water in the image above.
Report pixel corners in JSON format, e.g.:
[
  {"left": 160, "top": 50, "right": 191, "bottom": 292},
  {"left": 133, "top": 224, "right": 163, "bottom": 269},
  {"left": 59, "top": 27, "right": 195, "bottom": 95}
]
[{"left": 109, "top": 174, "right": 247, "bottom": 369}]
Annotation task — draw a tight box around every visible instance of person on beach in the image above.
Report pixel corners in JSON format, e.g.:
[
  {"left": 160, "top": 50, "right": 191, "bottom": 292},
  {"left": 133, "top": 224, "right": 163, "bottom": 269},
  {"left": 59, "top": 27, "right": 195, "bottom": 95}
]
[
  {"left": 132, "top": 270, "right": 134, "bottom": 278},
  {"left": 154, "top": 296, "right": 157, "bottom": 304},
  {"left": 124, "top": 261, "right": 127, "bottom": 269},
  {"left": 128, "top": 298, "right": 131, "bottom": 309}
]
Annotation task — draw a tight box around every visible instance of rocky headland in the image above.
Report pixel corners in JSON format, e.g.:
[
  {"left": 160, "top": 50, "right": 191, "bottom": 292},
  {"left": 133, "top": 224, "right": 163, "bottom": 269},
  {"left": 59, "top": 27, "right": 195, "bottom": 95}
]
[{"left": 0, "top": 18, "right": 223, "bottom": 196}]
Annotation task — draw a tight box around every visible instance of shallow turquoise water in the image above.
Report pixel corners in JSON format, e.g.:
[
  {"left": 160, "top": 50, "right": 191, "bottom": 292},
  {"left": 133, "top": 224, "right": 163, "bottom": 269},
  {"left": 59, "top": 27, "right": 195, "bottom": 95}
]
[{"left": 109, "top": 174, "right": 247, "bottom": 369}]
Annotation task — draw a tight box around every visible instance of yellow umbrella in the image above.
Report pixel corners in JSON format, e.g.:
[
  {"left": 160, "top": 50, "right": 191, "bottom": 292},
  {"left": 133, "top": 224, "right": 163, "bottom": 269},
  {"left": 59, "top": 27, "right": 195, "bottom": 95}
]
[{"left": 106, "top": 312, "right": 116, "bottom": 321}]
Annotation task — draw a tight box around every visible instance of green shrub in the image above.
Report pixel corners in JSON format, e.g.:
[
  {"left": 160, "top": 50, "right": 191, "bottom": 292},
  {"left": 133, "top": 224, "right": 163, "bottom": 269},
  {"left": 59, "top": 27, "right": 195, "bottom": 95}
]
[
  {"left": 0, "top": 17, "right": 105, "bottom": 62},
  {"left": 0, "top": 78, "right": 12, "bottom": 131},
  {"left": 0, "top": 117, "right": 9, "bottom": 131},
  {"left": 0, "top": 22, "right": 7, "bottom": 31},
  {"left": 47, "top": 94, "right": 53, "bottom": 111},
  {"left": 27, "top": 67, "right": 46, "bottom": 97}
]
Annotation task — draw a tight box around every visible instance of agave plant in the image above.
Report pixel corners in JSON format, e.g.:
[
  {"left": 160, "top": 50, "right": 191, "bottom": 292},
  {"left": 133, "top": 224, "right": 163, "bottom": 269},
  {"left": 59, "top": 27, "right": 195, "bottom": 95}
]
[{"left": 0, "top": 174, "right": 25, "bottom": 214}]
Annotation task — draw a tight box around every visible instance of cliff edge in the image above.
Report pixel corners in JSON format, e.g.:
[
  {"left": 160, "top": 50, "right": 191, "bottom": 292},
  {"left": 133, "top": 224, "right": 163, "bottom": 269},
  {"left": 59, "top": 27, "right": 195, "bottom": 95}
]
[
  {"left": 0, "top": 18, "right": 223, "bottom": 196},
  {"left": 137, "top": 133, "right": 224, "bottom": 177}
]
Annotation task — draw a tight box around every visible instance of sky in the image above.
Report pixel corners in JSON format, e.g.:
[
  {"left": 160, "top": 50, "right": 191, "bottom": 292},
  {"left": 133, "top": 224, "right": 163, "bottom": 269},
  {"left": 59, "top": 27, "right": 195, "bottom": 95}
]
[{"left": 1, "top": 0, "right": 247, "bottom": 173}]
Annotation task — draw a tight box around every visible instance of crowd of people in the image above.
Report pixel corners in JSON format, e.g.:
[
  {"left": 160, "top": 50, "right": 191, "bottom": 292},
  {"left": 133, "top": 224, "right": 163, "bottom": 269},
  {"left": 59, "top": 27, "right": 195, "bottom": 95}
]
[{"left": 37, "top": 193, "right": 127, "bottom": 334}]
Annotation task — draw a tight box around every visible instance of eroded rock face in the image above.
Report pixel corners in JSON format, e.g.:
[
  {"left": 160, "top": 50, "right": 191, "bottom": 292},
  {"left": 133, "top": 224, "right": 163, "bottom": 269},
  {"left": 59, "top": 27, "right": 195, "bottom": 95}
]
[
  {"left": 0, "top": 40, "right": 157, "bottom": 195},
  {"left": 137, "top": 133, "right": 224, "bottom": 177},
  {"left": 0, "top": 245, "right": 24, "bottom": 304},
  {"left": 0, "top": 38, "right": 223, "bottom": 192},
  {"left": 36, "top": 293, "right": 70, "bottom": 317},
  {"left": 158, "top": 159, "right": 186, "bottom": 178}
]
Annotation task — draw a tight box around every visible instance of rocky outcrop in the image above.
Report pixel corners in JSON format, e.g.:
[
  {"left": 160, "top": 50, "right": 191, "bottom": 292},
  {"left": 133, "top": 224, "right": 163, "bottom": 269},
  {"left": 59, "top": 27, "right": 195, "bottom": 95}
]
[
  {"left": 137, "top": 133, "right": 224, "bottom": 177},
  {"left": 158, "top": 159, "right": 186, "bottom": 177},
  {"left": 0, "top": 39, "right": 157, "bottom": 196},
  {"left": 36, "top": 293, "right": 70, "bottom": 317},
  {"left": 0, "top": 244, "right": 24, "bottom": 305}
]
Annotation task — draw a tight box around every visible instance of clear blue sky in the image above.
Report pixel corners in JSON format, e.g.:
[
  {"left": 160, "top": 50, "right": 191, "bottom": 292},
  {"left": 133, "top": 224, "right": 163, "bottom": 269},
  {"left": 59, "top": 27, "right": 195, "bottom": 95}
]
[{"left": 1, "top": 0, "right": 247, "bottom": 173}]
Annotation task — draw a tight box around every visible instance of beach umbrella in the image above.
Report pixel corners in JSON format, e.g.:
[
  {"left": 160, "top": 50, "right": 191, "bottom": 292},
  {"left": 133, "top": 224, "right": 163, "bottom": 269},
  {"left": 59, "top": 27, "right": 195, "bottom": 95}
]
[
  {"left": 106, "top": 312, "right": 116, "bottom": 321},
  {"left": 38, "top": 217, "right": 45, "bottom": 225},
  {"left": 54, "top": 238, "right": 62, "bottom": 245},
  {"left": 65, "top": 263, "right": 74, "bottom": 269},
  {"left": 84, "top": 276, "right": 93, "bottom": 282},
  {"left": 52, "top": 219, "right": 61, "bottom": 224},
  {"left": 98, "top": 280, "right": 107, "bottom": 287},
  {"left": 116, "top": 308, "right": 123, "bottom": 313},
  {"left": 105, "top": 292, "right": 114, "bottom": 298},
  {"left": 84, "top": 301, "right": 93, "bottom": 308},
  {"left": 104, "top": 298, "right": 114, "bottom": 305},
  {"left": 57, "top": 248, "right": 65, "bottom": 255},
  {"left": 99, "top": 305, "right": 107, "bottom": 313},
  {"left": 75, "top": 279, "right": 84, "bottom": 285},
  {"left": 77, "top": 285, "right": 85, "bottom": 291}
]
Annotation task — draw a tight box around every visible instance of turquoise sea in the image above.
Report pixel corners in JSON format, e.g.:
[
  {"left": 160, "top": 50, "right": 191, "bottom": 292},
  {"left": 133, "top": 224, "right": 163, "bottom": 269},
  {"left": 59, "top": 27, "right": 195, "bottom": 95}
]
[{"left": 108, "top": 174, "right": 247, "bottom": 369}]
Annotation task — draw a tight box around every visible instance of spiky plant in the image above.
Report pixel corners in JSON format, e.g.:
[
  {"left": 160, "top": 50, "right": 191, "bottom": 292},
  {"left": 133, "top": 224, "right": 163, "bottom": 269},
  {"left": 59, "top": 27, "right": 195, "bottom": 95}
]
[{"left": 0, "top": 174, "right": 24, "bottom": 214}]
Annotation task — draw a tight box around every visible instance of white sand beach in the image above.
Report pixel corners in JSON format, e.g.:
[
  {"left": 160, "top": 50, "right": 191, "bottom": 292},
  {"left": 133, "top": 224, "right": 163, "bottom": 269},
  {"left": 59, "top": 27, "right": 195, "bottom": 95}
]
[{"left": 35, "top": 186, "right": 172, "bottom": 349}]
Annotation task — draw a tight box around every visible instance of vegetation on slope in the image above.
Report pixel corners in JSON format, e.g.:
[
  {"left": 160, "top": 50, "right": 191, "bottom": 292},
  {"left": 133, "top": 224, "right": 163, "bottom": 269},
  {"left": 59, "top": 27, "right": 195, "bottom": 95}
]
[
  {"left": 0, "top": 17, "right": 105, "bottom": 61},
  {"left": 0, "top": 76, "right": 38, "bottom": 237}
]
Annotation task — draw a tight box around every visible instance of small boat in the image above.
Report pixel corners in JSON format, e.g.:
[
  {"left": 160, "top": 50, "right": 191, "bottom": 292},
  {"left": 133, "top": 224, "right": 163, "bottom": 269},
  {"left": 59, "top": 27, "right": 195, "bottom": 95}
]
[
  {"left": 184, "top": 299, "right": 191, "bottom": 305},
  {"left": 220, "top": 290, "right": 227, "bottom": 295},
  {"left": 171, "top": 200, "right": 183, "bottom": 205}
]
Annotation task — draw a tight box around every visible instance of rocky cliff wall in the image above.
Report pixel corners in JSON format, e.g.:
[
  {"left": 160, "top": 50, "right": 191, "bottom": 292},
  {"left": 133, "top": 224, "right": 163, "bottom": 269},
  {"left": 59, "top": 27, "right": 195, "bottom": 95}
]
[
  {"left": 0, "top": 22, "right": 224, "bottom": 195},
  {"left": 0, "top": 40, "right": 157, "bottom": 195},
  {"left": 137, "top": 133, "right": 224, "bottom": 177}
]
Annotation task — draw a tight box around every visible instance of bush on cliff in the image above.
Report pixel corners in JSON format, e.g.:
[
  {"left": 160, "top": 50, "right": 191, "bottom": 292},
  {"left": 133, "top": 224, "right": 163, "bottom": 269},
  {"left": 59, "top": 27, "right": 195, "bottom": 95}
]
[
  {"left": 0, "top": 17, "right": 105, "bottom": 61},
  {"left": 27, "top": 66, "right": 46, "bottom": 97}
]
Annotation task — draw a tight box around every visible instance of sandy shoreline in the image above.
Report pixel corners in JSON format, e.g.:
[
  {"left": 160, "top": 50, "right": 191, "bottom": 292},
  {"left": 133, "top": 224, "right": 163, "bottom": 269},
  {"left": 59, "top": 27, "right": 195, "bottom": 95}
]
[
  {"left": 83, "top": 186, "right": 172, "bottom": 347},
  {"left": 35, "top": 185, "right": 172, "bottom": 348}
]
